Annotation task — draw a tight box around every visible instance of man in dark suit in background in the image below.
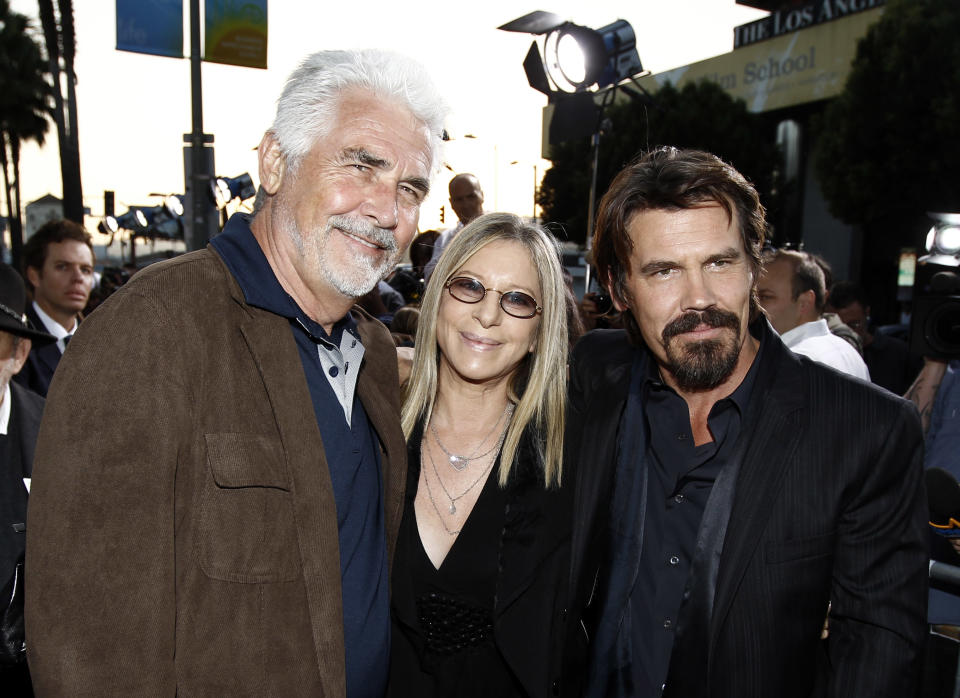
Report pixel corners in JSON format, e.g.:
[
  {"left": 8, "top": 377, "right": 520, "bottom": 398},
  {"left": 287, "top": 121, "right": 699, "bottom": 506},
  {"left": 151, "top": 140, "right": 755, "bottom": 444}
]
[
  {"left": 14, "top": 219, "right": 95, "bottom": 397},
  {"left": 562, "top": 147, "right": 928, "bottom": 697},
  {"left": 0, "top": 263, "right": 54, "bottom": 695}
]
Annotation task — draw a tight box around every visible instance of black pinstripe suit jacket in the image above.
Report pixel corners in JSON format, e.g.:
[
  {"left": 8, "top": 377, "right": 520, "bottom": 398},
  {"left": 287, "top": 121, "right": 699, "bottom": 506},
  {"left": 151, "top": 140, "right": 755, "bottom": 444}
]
[{"left": 562, "top": 321, "right": 928, "bottom": 698}]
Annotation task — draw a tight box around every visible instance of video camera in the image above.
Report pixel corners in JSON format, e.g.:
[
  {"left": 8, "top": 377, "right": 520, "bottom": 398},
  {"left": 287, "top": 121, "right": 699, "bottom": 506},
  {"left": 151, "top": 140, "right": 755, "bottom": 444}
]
[{"left": 911, "top": 214, "right": 960, "bottom": 359}]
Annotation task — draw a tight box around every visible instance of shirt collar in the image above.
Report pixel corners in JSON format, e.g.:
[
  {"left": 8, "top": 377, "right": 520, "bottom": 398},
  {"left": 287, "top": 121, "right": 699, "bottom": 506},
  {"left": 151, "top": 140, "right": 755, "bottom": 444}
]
[
  {"left": 211, "top": 213, "right": 359, "bottom": 346},
  {"left": 642, "top": 318, "right": 766, "bottom": 415},
  {"left": 780, "top": 318, "right": 830, "bottom": 348},
  {"left": 32, "top": 301, "right": 76, "bottom": 338},
  {"left": 0, "top": 382, "right": 10, "bottom": 435}
]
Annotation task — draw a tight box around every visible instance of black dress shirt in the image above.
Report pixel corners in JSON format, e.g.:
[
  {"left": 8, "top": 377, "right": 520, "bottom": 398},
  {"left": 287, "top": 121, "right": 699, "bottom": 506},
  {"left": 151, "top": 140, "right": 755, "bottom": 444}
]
[{"left": 629, "top": 331, "right": 765, "bottom": 695}]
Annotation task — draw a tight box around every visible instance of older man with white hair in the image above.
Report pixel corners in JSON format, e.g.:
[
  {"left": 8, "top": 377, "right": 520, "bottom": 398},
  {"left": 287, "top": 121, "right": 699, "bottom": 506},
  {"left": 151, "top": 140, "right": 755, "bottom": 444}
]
[{"left": 27, "top": 50, "right": 447, "bottom": 696}]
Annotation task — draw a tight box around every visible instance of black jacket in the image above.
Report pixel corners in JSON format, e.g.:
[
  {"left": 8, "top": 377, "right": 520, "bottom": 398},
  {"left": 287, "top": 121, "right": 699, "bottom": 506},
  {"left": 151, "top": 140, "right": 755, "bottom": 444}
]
[
  {"left": 0, "top": 381, "right": 44, "bottom": 583},
  {"left": 13, "top": 306, "right": 62, "bottom": 398},
  {"left": 391, "top": 427, "right": 573, "bottom": 697}
]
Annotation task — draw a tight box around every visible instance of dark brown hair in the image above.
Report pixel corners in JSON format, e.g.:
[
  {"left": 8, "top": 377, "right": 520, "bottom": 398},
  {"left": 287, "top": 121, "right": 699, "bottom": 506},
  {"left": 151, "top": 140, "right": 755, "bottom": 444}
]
[
  {"left": 23, "top": 219, "right": 95, "bottom": 285},
  {"left": 593, "top": 147, "right": 767, "bottom": 344}
]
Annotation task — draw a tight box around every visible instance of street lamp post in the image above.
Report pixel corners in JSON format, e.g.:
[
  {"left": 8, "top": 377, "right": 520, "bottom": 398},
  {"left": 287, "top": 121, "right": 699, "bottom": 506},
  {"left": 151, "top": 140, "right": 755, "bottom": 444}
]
[{"left": 184, "top": 0, "right": 218, "bottom": 252}]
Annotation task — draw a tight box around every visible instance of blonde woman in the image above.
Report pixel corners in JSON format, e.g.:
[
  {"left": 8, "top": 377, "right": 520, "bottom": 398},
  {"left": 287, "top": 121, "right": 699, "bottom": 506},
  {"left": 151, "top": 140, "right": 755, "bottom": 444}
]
[{"left": 389, "top": 213, "right": 571, "bottom": 697}]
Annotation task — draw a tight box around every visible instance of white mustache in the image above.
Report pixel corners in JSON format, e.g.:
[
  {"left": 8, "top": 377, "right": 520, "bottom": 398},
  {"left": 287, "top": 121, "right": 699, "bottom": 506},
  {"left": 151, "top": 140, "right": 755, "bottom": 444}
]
[{"left": 327, "top": 215, "right": 396, "bottom": 252}]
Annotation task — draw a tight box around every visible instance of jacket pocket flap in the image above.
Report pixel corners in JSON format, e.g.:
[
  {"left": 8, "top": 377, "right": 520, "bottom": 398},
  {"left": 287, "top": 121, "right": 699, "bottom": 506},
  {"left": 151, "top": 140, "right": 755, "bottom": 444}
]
[
  {"left": 765, "top": 531, "right": 836, "bottom": 564},
  {"left": 204, "top": 433, "right": 290, "bottom": 490}
]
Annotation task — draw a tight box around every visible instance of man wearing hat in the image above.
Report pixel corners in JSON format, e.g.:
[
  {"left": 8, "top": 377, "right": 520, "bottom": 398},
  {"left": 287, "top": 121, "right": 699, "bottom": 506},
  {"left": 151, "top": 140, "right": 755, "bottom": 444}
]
[{"left": 0, "top": 262, "right": 54, "bottom": 694}]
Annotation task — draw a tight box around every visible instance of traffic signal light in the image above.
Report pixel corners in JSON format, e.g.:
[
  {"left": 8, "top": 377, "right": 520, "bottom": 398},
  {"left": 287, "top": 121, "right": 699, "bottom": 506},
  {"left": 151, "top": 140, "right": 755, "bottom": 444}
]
[{"left": 440, "top": 205, "right": 445, "bottom": 224}]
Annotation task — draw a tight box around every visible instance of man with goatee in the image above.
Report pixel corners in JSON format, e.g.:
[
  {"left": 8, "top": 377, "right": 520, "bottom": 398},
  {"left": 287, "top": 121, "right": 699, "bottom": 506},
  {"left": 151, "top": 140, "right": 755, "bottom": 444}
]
[{"left": 561, "top": 147, "right": 927, "bottom": 698}]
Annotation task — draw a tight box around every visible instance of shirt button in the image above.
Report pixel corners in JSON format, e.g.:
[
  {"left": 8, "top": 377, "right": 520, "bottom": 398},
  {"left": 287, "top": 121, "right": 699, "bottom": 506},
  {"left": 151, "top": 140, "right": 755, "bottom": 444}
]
[
  {"left": 351, "top": 340, "right": 357, "bottom": 348},
  {"left": 674, "top": 494, "right": 685, "bottom": 504},
  {"left": 663, "top": 619, "right": 673, "bottom": 629},
  {"left": 328, "top": 366, "right": 339, "bottom": 377},
  {"left": 669, "top": 555, "right": 680, "bottom": 565}
]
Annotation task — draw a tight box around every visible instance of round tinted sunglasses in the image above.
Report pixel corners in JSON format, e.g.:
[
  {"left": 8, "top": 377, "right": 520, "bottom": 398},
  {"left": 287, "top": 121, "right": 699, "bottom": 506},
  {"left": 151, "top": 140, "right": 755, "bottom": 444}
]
[{"left": 444, "top": 276, "right": 542, "bottom": 319}]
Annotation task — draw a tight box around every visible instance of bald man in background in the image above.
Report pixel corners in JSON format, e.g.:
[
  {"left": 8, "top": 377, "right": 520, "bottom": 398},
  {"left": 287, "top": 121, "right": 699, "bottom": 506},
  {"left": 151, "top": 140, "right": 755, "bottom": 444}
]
[{"left": 423, "top": 172, "right": 484, "bottom": 281}]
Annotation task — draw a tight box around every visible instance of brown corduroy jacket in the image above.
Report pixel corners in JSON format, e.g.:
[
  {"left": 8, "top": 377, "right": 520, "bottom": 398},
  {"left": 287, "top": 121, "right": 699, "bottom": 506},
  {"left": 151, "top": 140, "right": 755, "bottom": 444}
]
[{"left": 25, "top": 246, "right": 407, "bottom": 696}]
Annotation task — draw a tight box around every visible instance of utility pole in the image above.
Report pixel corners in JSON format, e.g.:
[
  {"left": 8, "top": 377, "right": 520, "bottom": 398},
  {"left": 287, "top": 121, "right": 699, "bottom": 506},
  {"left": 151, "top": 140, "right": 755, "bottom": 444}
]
[{"left": 183, "top": 0, "right": 217, "bottom": 251}]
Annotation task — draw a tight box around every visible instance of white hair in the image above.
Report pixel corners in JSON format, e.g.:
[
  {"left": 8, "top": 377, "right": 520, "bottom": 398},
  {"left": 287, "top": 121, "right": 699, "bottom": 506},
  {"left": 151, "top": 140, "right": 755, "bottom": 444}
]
[{"left": 270, "top": 49, "right": 447, "bottom": 173}]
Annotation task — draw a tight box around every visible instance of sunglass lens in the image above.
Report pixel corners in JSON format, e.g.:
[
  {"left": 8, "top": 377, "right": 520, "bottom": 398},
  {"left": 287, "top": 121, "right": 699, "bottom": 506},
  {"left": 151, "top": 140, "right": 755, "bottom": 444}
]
[
  {"left": 502, "top": 292, "right": 537, "bottom": 318},
  {"left": 449, "top": 277, "right": 485, "bottom": 303}
]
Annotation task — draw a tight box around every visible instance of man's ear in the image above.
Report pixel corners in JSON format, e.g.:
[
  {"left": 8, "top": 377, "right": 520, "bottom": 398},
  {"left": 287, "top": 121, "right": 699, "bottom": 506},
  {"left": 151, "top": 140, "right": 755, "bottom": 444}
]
[
  {"left": 257, "top": 132, "right": 286, "bottom": 196},
  {"left": 798, "top": 289, "right": 816, "bottom": 317},
  {"left": 11, "top": 337, "right": 31, "bottom": 375},
  {"left": 606, "top": 273, "right": 628, "bottom": 312},
  {"left": 25, "top": 266, "right": 40, "bottom": 290}
]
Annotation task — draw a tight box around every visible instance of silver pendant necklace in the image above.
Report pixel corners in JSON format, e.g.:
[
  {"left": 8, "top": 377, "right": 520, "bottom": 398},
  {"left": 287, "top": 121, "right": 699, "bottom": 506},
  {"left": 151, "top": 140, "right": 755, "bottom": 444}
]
[
  {"left": 421, "top": 448, "right": 463, "bottom": 536},
  {"left": 429, "top": 403, "right": 514, "bottom": 471},
  {"left": 424, "top": 420, "right": 507, "bottom": 516}
]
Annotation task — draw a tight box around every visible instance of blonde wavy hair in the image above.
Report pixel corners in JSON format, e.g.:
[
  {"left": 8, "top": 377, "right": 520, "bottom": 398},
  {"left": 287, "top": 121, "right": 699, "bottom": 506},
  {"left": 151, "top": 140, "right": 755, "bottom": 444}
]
[{"left": 401, "top": 213, "right": 567, "bottom": 487}]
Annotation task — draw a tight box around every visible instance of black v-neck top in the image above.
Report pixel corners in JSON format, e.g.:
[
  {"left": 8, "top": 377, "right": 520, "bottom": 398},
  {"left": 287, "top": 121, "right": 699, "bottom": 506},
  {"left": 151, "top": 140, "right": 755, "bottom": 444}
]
[{"left": 389, "top": 436, "right": 525, "bottom": 697}]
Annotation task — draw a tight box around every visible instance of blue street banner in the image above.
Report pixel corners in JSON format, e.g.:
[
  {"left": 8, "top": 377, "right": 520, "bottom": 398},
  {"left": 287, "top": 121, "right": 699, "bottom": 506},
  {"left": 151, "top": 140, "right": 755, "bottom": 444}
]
[
  {"left": 204, "top": 0, "right": 268, "bottom": 69},
  {"left": 116, "top": 0, "right": 184, "bottom": 58}
]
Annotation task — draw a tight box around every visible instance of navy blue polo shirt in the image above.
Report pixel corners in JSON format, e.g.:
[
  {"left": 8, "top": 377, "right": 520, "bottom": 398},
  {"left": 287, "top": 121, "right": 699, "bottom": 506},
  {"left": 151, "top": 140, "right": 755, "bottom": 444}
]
[{"left": 212, "top": 214, "right": 389, "bottom": 697}]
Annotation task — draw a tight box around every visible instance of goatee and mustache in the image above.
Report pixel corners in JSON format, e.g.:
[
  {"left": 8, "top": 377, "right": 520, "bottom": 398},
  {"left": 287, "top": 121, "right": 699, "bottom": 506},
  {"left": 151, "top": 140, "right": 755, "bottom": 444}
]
[{"left": 661, "top": 307, "right": 742, "bottom": 391}]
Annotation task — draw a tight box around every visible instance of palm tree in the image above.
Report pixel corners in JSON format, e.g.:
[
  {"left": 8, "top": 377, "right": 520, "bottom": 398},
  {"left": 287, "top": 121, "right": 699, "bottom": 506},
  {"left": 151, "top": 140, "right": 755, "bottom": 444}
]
[
  {"left": 37, "top": 0, "right": 81, "bottom": 223},
  {"left": 0, "top": 0, "right": 52, "bottom": 269}
]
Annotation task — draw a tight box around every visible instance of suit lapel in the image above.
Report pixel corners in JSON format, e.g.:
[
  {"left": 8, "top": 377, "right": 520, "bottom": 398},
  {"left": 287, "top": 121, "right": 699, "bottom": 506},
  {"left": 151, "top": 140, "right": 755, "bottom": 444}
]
[
  {"left": 569, "top": 351, "right": 636, "bottom": 602},
  {"left": 496, "top": 433, "right": 574, "bottom": 613},
  {"left": 10, "top": 383, "right": 42, "bottom": 476},
  {"left": 239, "top": 309, "right": 347, "bottom": 697},
  {"left": 708, "top": 341, "right": 806, "bottom": 655},
  {"left": 36, "top": 344, "right": 60, "bottom": 377},
  {"left": 26, "top": 307, "right": 62, "bottom": 377}
]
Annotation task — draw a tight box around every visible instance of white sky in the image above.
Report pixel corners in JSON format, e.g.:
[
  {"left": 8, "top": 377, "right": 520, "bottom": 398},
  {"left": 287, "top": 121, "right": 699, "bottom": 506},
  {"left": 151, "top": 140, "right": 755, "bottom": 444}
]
[{"left": 10, "top": 0, "right": 767, "bottom": 230}]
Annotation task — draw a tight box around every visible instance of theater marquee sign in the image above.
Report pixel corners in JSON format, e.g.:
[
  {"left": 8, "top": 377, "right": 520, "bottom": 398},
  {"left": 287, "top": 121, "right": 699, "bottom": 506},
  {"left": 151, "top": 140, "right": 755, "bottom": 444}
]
[
  {"left": 540, "top": 4, "right": 887, "bottom": 155},
  {"left": 633, "top": 5, "right": 884, "bottom": 114},
  {"left": 734, "top": 0, "right": 886, "bottom": 48}
]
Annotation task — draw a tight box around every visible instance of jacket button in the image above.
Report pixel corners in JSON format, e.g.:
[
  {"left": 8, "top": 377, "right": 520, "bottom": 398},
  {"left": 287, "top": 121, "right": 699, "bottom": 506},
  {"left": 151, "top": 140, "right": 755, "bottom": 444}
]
[
  {"left": 560, "top": 608, "right": 568, "bottom": 622},
  {"left": 551, "top": 679, "right": 560, "bottom": 695}
]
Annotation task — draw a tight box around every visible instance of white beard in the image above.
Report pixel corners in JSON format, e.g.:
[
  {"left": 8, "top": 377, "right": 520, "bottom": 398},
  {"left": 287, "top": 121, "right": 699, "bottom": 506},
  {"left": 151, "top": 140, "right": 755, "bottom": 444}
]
[{"left": 278, "top": 205, "right": 398, "bottom": 299}]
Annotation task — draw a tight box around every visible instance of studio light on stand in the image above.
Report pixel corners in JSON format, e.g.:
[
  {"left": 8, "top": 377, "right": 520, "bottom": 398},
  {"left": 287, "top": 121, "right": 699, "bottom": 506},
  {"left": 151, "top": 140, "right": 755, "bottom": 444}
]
[
  {"left": 98, "top": 208, "right": 148, "bottom": 242},
  {"left": 499, "top": 10, "right": 647, "bottom": 292},
  {"left": 163, "top": 194, "right": 185, "bottom": 218},
  {"left": 210, "top": 173, "right": 256, "bottom": 228},
  {"left": 923, "top": 213, "right": 960, "bottom": 268},
  {"left": 499, "top": 11, "right": 643, "bottom": 98},
  {"left": 139, "top": 205, "right": 184, "bottom": 241}
]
